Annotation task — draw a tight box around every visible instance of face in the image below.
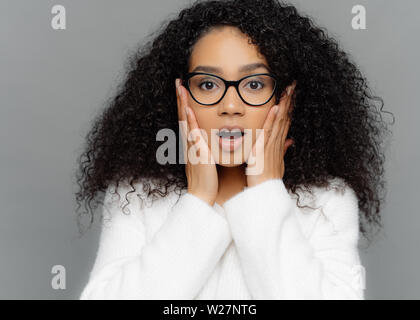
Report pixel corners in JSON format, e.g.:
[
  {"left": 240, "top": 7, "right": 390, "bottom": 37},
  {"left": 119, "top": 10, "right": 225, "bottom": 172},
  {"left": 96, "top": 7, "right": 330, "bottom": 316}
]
[{"left": 186, "top": 26, "right": 288, "bottom": 167}]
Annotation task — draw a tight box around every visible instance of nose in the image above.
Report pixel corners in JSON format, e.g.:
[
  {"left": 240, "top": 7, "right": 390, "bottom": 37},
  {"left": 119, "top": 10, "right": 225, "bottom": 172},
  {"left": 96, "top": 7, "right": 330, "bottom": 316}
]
[{"left": 217, "top": 86, "right": 245, "bottom": 116}]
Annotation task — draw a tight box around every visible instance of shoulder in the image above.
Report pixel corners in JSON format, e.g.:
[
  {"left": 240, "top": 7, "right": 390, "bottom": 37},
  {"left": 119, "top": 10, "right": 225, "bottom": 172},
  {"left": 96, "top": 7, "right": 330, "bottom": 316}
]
[
  {"left": 101, "top": 178, "right": 164, "bottom": 222},
  {"left": 292, "top": 177, "right": 359, "bottom": 239},
  {"left": 99, "top": 179, "right": 145, "bottom": 228},
  {"left": 96, "top": 178, "right": 185, "bottom": 250},
  {"left": 316, "top": 177, "right": 359, "bottom": 231},
  {"left": 102, "top": 177, "right": 183, "bottom": 217}
]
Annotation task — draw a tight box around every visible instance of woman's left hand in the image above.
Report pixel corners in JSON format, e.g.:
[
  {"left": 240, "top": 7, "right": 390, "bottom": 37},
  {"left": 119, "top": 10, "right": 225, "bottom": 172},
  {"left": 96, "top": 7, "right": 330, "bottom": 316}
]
[{"left": 245, "top": 81, "right": 296, "bottom": 188}]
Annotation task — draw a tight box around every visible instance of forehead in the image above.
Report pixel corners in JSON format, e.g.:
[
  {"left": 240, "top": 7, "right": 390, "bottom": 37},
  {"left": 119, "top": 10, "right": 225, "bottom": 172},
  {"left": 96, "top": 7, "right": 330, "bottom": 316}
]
[{"left": 189, "top": 26, "right": 269, "bottom": 75}]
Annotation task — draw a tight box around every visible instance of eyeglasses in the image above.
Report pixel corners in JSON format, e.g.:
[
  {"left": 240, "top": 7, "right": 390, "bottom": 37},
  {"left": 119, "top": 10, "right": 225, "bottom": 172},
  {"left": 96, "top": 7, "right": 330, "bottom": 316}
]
[{"left": 181, "top": 72, "right": 279, "bottom": 106}]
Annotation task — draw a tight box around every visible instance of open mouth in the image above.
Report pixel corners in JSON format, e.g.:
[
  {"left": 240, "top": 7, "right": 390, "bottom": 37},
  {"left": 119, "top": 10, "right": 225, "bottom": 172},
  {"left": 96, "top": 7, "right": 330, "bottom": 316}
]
[
  {"left": 216, "top": 130, "right": 245, "bottom": 139},
  {"left": 216, "top": 129, "right": 246, "bottom": 152}
]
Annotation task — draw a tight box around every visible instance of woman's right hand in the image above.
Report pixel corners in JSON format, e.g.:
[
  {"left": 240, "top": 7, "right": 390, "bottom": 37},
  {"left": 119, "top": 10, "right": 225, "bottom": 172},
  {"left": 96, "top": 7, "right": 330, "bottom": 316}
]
[{"left": 176, "top": 78, "right": 218, "bottom": 207}]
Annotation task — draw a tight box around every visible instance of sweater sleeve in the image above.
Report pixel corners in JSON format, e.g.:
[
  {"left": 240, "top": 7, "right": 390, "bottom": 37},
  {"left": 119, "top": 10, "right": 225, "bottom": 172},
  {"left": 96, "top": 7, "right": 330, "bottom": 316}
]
[
  {"left": 222, "top": 178, "right": 365, "bottom": 300},
  {"left": 79, "top": 184, "right": 232, "bottom": 300}
]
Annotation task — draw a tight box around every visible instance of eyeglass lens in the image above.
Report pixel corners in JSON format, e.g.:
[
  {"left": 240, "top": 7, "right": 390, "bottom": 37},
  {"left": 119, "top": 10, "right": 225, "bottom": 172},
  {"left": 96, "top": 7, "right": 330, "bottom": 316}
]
[{"left": 188, "top": 74, "right": 276, "bottom": 105}]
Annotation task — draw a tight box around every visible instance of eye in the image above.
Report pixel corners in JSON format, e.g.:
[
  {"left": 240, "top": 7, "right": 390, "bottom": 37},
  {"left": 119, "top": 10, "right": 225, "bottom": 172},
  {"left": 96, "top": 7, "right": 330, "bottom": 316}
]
[
  {"left": 199, "top": 80, "right": 219, "bottom": 91},
  {"left": 245, "top": 80, "right": 264, "bottom": 90}
]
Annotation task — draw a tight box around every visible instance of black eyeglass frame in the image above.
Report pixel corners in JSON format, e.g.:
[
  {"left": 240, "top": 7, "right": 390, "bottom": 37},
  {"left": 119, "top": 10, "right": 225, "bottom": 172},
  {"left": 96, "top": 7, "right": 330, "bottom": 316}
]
[{"left": 181, "top": 72, "right": 279, "bottom": 106}]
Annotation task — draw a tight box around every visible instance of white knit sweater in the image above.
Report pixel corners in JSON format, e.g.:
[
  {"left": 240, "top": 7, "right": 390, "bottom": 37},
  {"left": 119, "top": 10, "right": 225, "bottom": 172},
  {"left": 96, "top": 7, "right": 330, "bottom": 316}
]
[{"left": 79, "top": 177, "right": 365, "bottom": 300}]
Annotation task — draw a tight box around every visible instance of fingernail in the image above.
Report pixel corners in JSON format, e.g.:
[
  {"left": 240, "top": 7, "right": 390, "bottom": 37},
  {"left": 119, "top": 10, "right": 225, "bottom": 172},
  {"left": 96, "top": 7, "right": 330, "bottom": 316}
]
[
  {"left": 286, "top": 87, "right": 291, "bottom": 96},
  {"left": 185, "top": 106, "right": 190, "bottom": 116},
  {"left": 178, "top": 85, "right": 182, "bottom": 97},
  {"left": 274, "top": 105, "right": 280, "bottom": 114}
]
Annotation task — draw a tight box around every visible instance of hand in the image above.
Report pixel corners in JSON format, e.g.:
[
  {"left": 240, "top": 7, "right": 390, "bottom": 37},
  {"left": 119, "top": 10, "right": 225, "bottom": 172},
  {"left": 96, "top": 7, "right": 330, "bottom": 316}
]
[
  {"left": 176, "top": 78, "right": 218, "bottom": 206},
  {"left": 245, "top": 81, "right": 297, "bottom": 188}
]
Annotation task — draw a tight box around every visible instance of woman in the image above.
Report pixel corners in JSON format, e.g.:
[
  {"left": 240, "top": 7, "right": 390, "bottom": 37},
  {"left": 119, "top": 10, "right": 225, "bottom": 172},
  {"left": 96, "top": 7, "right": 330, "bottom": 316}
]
[{"left": 76, "top": 0, "right": 393, "bottom": 299}]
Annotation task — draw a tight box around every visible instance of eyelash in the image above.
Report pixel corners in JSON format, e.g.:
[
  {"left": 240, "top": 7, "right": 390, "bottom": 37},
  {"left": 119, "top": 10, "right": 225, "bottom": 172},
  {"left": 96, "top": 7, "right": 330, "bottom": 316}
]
[{"left": 198, "top": 80, "right": 264, "bottom": 90}]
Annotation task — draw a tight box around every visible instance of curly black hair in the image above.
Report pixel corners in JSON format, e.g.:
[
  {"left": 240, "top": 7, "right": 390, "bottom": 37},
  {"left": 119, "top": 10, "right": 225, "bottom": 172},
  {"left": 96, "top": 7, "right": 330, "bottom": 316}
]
[{"left": 74, "top": 0, "right": 394, "bottom": 243}]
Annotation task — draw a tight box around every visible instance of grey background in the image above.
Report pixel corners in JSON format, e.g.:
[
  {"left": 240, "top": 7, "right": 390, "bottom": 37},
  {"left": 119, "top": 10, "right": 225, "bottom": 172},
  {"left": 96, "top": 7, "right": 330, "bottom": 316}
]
[{"left": 1, "top": 0, "right": 418, "bottom": 299}]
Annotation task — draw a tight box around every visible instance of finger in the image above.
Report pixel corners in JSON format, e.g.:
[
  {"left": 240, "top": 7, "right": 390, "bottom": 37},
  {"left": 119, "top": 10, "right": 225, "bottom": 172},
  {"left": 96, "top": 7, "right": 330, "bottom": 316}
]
[
  {"left": 247, "top": 105, "right": 277, "bottom": 163},
  {"left": 256, "top": 104, "right": 278, "bottom": 146},
  {"left": 269, "top": 80, "right": 296, "bottom": 145},
  {"left": 268, "top": 99, "right": 288, "bottom": 146},
  {"left": 186, "top": 105, "right": 210, "bottom": 146},
  {"left": 177, "top": 81, "right": 189, "bottom": 142},
  {"left": 176, "top": 79, "right": 181, "bottom": 119},
  {"left": 280, "top": 82, "right": 296, "bottom": 141},
  {"left": 185, "top": 105, "right": 199, "bottom": 136},
  {"left": 283, "top": 138, "right": 294, "bottom": 157},
  {"left": 180, "top": 83, "right": 201, "bottom": 143},
  {"left": 281, "top": 118, "right": 292, "bottom": 149},
  {"left": 285, "top": 80, "right": 297, "bottom": 115},
  {"left": 282, "top": 80, "right": 296, "bottom": 130},
  {"left": 185, "top": 104, "right": 213, "bottom": 163},
  {"left": 179, "top": 82, "right": 201, "bottom": 162},
  {"left": 180, "top": 84, "right": 198, "bottom": 137},
  {"left": 179, "top": 87, "right": 198, "bottom": 162},
  {"left": 177, "top": 79, "right": 187, "bottom": 122}
]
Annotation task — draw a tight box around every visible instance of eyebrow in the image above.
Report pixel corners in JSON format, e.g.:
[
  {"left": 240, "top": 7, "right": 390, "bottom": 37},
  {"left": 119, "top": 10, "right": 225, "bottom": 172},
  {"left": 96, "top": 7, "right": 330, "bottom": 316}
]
[{"left": 191, "top": 63, "right": 270, "bottom": 75}]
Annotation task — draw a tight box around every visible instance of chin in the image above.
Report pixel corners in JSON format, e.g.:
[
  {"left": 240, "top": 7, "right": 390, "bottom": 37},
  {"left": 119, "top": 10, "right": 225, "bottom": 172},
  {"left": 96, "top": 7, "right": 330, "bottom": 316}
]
[
  {"left": 215, "top": 162, "right": 244, "bottom": 168},
  {"left": 214, "top": 153, "right": 247, "bottom": 167},
  {"left": 210, "top": 146, "right": 250, "bottom": 167}
]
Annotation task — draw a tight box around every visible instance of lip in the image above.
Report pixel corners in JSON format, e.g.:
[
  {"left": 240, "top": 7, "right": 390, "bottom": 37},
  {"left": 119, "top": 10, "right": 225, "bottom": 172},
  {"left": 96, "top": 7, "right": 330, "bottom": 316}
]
[
  {"left": 218, "top": 134, "right": 244, "bottom": 152},
  {"left": 216, "top": 125, "right": 246, "bottom": 152},
  {"left": 217, "top": 125, "right": 245, "bottom": 133}
]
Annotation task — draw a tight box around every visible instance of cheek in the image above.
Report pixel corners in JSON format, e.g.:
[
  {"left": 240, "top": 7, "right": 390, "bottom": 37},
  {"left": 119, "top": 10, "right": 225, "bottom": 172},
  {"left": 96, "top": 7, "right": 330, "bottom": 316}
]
[
  {"left": 249, "top": 110, "right": 270, "bottom": 131},
  {"left": 247, "top": 110, "right": 271, "bottom": 143},
  {"left": 192, "top": 113, "right": 216, "bottom": 142}
]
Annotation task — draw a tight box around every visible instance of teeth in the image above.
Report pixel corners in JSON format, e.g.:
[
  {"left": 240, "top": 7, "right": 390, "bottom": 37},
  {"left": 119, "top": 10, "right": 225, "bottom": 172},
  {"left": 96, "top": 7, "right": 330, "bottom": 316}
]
[{"left": 218, "top": 129, "right": 243, "bottom": 138}]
